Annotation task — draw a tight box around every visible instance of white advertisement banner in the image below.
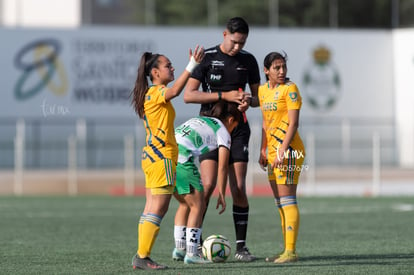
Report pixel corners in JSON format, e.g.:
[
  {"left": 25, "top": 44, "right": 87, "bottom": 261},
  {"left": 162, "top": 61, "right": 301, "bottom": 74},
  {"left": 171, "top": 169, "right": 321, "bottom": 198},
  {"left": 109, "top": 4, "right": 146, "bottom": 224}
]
[
  {"left": 393, "top": 29, "right": 414, "bottom": 166},
  {"left": 0, "top": 27, "right": 393, "bottom": 121}
]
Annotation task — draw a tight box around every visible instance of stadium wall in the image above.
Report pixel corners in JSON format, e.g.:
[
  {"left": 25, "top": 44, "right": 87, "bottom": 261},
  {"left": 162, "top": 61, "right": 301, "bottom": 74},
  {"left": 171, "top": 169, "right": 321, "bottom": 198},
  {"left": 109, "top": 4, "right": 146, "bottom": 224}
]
[
  {"left": 392, "top": 29, "right": 414, "bottom": 167},
  {"left": 0, "top": 26, "right": 412, "bottom": 167}
]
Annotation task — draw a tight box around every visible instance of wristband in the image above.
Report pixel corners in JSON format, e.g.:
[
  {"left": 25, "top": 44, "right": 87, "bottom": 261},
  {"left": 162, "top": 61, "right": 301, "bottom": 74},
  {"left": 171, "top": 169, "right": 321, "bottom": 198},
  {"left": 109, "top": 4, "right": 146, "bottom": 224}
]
[
  {"left": 185, "top": 56, "right": 199, "bottom": 73},
  {"left": 217, "top": 91, "right": 222, "bottom": 100}
]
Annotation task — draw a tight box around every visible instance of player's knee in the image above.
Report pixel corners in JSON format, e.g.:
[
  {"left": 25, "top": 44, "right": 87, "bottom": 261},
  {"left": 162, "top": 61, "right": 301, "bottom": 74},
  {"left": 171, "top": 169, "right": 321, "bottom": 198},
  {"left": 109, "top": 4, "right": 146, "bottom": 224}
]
[
  {"left": 203, "top": 183, "right": 216, "bottom": 196},
  {"left": 232, "top": 191, "right": 248, "bottom": 205}
]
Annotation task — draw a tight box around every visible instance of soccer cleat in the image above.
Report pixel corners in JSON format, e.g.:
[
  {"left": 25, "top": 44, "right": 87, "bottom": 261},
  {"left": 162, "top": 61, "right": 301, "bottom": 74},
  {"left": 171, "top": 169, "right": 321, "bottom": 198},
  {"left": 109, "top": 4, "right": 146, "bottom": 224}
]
[
  {"left": 131, "top": 254, "right": 168, "bottom": 270},
  {"left": 172, "top": 248, "right": 186, "bottom": 261},
  {"left": 184, "top": 254, "right": 211, "bottom": 264},
  {"left": 265, "top": 252, "right": 283, "bottom": 262},
  {"left": 273, "top": 250, "right": 298, "bottom": 264},
  {"left": 234, "top": 247, "right": 257, "bottom": 262}
]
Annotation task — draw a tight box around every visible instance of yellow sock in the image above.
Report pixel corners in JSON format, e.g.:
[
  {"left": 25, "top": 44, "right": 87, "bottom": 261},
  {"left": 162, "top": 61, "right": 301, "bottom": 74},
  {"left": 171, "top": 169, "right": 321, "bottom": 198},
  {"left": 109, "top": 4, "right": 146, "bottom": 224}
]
[
  {"left": 275, "top": 198, "right": 286, "bottom": 249},
  {"left": 280, "top": 196, "right": 299, "bottom": 252},
  {"left": 137, "top": 214, "right": 146, "bottom": 254},
  {"left": 137, "top": 213, "right": 161, "bottom": 258}
]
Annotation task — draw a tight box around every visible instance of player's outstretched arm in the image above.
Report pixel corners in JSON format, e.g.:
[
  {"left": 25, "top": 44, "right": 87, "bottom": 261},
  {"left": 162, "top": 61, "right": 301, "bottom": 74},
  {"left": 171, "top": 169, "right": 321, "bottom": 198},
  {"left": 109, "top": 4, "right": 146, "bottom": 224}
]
[
  {"left": 216, "top": 146, "right": 230, "bottom": 214},
  {"left": 165, "top": 45, "right": 204, "bottom": 101},
  {"left": 183, "top": 82, "right": 245, "bottom": 105}
]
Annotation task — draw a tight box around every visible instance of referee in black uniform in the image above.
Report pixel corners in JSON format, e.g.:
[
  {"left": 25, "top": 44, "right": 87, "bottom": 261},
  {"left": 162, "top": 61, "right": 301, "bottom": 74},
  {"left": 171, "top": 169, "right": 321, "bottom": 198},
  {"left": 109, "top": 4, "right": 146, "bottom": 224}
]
[{"left": 183, "top": 17, "right": 260, "bottom": 262}]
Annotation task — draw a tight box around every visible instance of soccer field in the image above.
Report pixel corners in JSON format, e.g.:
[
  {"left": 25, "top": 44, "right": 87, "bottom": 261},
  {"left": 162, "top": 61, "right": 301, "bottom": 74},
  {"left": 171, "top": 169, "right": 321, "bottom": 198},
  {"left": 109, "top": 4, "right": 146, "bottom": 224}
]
[{"left": 1, "top": 196, "right": 413, "bottom": 274}]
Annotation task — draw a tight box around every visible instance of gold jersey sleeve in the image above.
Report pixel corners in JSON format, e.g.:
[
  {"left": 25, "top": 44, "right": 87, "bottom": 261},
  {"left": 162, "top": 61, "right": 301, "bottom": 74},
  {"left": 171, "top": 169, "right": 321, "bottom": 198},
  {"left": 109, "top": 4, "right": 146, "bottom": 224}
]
[
  {"left": 141, "top": 85, "right": 178, "bottom": 164},
  {"left": 258, "top": 81, "right": 305, "bottom": 162}
]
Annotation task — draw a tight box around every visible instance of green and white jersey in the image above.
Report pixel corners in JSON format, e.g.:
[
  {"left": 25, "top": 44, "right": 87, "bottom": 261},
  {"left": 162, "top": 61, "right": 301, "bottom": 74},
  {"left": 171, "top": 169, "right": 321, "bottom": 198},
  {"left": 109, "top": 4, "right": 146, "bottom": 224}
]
[{"left": 175, "top": 116, "right": 231, "bottom": 164}]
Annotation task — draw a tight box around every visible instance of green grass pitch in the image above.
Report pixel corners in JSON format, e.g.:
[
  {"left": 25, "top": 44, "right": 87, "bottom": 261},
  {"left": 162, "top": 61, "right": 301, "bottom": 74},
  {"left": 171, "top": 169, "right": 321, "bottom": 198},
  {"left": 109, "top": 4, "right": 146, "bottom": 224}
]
[{"left": 1, "top": 196, "right": 413, "bottom": 274}]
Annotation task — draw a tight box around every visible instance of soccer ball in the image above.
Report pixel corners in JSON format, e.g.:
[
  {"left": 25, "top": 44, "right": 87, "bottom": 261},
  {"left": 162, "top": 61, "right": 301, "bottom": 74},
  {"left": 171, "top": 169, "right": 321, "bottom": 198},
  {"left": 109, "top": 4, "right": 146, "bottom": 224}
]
[{"left": 202, "top": 234, "right": 231, "bottom": 262}]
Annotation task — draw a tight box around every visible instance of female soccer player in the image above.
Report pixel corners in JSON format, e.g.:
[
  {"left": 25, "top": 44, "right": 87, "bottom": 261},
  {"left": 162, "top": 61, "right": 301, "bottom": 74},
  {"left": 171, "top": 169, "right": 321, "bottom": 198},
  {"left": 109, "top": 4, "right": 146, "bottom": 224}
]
[
  {"left": 130, "top": 45, "right": 204, "bottom": 270},
  {"left": 258, "top": 52, "right": 305, "bottom": 264},
  {"left": 172, "top": 101, "right": 240, "bottom": 264}
]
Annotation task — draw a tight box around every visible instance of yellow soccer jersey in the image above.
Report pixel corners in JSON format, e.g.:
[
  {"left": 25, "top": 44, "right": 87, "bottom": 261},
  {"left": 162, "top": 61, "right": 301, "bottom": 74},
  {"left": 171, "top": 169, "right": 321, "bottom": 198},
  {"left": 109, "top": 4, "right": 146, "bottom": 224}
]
[
  {"left": 142, "top": 84, "right": 178, "bottom": 164},
  {"left": 258, "top": 81, "right": 305, "bottom": 163}
]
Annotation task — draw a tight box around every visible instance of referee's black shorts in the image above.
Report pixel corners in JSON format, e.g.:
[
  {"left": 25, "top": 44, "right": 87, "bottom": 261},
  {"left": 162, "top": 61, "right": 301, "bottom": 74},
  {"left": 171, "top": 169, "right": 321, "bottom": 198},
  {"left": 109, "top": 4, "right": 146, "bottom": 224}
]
[{"left": 199, "top": 120, "right": 250, "bottom": 164}]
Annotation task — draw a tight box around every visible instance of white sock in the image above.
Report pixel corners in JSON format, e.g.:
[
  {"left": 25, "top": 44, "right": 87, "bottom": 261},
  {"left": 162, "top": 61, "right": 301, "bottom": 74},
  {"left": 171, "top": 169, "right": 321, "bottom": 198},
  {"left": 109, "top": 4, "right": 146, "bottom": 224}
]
[
  {"left": 186, "top": 227, "right": 202, "bottom": 256},
  {"left": 174, "top": 225, "right": 186, "bottom": 250}
]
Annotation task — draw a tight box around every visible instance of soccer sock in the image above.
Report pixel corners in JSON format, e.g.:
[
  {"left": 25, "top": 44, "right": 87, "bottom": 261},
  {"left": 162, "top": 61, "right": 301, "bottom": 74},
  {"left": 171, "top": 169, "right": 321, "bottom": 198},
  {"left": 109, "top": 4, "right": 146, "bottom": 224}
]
[
  {"left": 275, "top": 198, "right": 286, "bottom": 249},
  {"left": 280, "top": 196, "right": 299, "bottom": 252},
  {"left": 137, "top": 214, "right": 146, "bottom": 250},
  {"left": 137, "top": 213, "right": 162, "bottom": 258},
  {"left": 186, "top": 227, "right": 202, "bottom": 256},
  {"left": 174, "top": 225, "right": 186, "bottom": 251},
  {"left": 233, "top": 205, "right": 249, "bottom": 251}
]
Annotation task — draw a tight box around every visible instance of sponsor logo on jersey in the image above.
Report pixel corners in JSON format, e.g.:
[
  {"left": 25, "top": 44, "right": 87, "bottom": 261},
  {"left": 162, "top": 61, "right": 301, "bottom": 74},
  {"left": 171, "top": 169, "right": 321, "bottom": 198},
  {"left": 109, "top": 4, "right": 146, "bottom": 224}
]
[
  {"left": 211, "top": 60, "right": 224, "bottom": 66},
  {"left": 210, "top": 74, "right": 222, "bottom": 81},
  {"left": 262, "top": 102, "right": 277, "bottom": 111}
]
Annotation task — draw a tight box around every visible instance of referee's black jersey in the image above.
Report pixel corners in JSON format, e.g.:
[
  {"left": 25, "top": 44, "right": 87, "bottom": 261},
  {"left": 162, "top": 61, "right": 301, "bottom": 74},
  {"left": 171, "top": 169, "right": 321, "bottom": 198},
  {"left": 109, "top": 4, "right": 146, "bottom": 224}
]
[{"left": 191, "top": 45, "right": 260, "bottom": 115}]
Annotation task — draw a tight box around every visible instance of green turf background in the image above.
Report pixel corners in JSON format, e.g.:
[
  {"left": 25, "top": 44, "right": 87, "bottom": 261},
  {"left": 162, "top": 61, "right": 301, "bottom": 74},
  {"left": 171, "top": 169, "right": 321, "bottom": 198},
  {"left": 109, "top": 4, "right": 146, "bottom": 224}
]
[{"left": 1, "top": 196, "right": 413, "bottom": 274}]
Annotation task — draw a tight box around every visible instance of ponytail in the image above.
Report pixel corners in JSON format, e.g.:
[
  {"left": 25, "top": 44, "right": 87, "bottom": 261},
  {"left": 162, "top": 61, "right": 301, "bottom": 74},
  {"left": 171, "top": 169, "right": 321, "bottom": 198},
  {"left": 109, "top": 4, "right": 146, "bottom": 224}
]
[{"left": 131, "top": 52, "right": 160, "bottom": 119}]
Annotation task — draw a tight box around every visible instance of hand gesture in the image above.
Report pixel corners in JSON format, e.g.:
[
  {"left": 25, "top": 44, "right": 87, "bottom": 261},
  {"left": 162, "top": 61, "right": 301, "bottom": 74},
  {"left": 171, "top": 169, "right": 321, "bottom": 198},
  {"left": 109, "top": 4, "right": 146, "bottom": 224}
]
[
  {"left": 222, "top": 90, "right": 251, "bottom": 105},
  {"left": 258, "top": 150, "right": 267, "bottom": 171},
  {"left": 185, "top": 45, "right": 204, "bottom": 73},
  {"left": 221, "top": 90, "right": 245, "bottom": 105},
  {"left": 271, "top": 146, "right": 285, "bottom": 170},
  {"left": 238, "top": 100, "right": 250, "bottom": 112},
  {"left": 216, "top": 193, "right": 226, "bottom": 214},
  {"left": 189, "top": 45, "right": 205, "bottom": 63},
  {"left": 238, "top": 89, "right": 251, "bottom": 112}
]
